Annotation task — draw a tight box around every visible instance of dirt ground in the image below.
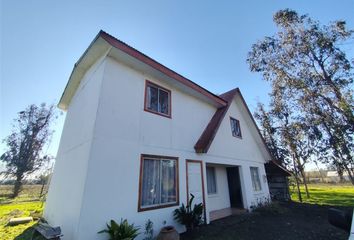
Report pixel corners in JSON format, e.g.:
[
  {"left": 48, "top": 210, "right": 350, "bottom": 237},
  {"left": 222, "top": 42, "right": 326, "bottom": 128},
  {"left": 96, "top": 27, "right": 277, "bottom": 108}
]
[{"left": 181, "top": 202, "right": 352, "bottom": 240}]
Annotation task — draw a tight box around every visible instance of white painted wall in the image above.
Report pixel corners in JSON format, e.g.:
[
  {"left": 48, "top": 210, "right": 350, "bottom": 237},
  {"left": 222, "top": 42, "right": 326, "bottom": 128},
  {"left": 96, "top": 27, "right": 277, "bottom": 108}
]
[
  {"left": 47, "top": 54, "right": 271, "bottom": 240},
  {"left": 44, "top": 57, "right": 106, "bottom": 239},
  {"left": 206, "top": 165, "right": 231, "bottom": 212},
  {"left": 207, "top": 96, "right": 271, "bottom": 209}
]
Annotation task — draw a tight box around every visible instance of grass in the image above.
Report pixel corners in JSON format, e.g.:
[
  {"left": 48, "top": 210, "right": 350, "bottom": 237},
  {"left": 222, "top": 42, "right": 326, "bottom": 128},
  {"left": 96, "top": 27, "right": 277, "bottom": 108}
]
[
  {"left": 0, "top": 201, "right": 44, "bottom": 240},
  {"left": 290, "top": 183, "right": 354, "bottom": 207},
  {"left": 0, "top": 185, "right": 45, "bottom": 240}
]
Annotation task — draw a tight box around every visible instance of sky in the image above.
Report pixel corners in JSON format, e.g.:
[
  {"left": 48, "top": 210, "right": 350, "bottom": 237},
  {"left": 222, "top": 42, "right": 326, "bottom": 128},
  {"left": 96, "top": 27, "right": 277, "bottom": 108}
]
[{"left": 1, "top": 0, "right": 353, "bottom": 171}]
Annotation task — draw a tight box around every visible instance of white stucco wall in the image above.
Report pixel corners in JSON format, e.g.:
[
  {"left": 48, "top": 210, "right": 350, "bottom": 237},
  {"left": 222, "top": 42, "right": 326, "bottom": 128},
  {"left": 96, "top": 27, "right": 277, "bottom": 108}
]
[
  {"left": 206, "top": 165, "right": 231, "bottom": 212},
  {"left": 44, "top": 57, "right": 106, "bottom": 239},
  {"left": 47, "top": 54, "right": 271, "bottom": 240}
]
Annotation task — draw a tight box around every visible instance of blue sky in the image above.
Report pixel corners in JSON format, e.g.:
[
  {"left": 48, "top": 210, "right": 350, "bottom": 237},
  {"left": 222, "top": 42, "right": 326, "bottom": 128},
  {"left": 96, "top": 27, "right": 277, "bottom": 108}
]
[{"left": 1, "top": 0, "right": 353, "bottom": 170}]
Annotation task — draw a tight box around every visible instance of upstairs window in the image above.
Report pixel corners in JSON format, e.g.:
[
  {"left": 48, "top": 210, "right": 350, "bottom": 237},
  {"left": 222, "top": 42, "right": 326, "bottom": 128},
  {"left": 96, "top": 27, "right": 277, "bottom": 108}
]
[
  {"left": 230, "top": 117, "right": 242, "bottom": 138},
  {"left": 250, "top": 167, "right": 262, "bottom": 191},
  {"left": 145, "top": 81, "right": 171, "bottom": 118}
]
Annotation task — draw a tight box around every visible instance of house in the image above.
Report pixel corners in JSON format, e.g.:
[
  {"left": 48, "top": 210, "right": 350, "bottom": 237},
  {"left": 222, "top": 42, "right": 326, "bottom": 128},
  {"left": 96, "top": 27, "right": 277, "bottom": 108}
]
[{"left": 44, "top": 30, "right": 289, "bottom": 240}]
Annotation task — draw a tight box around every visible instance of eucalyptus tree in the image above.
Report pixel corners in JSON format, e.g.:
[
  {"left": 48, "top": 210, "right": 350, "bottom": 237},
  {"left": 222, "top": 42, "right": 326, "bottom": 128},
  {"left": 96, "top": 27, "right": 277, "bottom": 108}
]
[
  {"left": 248, "top": 9, "right": 354, "bottom": 184},
  {"left": 0, "top": 104, "right": 56, "bottom": 197}
]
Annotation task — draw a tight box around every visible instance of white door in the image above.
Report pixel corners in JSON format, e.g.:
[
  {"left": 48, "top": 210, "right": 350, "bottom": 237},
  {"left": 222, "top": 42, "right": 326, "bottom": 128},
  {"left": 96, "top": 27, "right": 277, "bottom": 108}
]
[{"left": 186, "top": 161, "right": 205, "bottom": 207}]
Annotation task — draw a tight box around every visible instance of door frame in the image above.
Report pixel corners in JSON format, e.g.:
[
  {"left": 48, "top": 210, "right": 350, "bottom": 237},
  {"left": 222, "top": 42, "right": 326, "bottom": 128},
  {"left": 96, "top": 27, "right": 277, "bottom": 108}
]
[{"left": 186, "top": 159, "right": 207, "bottom": 223}]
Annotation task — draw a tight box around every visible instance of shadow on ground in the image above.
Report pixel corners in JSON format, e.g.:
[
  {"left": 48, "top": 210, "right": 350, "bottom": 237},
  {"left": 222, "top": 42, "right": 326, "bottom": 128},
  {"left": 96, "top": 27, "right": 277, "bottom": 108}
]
[{"left": 181, "top": 202, "right": 352, "bottom": 240}]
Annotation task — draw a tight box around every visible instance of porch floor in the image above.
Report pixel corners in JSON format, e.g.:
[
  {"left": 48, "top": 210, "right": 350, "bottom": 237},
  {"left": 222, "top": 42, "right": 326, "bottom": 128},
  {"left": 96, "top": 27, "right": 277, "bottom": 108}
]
[{"left": 209, "top": 207, "right": 247, "bottom": 221}]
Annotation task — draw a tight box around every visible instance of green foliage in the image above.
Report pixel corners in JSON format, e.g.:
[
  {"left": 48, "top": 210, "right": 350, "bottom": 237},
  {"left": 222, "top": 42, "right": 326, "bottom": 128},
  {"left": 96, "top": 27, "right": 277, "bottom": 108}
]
[
  {"left": 249, "top": 9, "right": 354, "bottom": 186},
  {"left": 173, "top": 194, "right": 203, "bottom": 232},
  {"left": 98, "top": 219, "right": 140, "bottom": 240},
  {"left": 143, "top": 219, "right": 154, "bottom": 240}
]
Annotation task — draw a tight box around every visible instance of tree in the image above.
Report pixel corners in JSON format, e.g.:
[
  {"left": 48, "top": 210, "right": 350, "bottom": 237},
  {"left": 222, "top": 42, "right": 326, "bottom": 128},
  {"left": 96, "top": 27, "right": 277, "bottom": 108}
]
[
  {"left": 248, "top": 9, "right": 354, "bottom": 185},
  {"left": 0, "top": 104, "right": 56, "bottom": 198}
]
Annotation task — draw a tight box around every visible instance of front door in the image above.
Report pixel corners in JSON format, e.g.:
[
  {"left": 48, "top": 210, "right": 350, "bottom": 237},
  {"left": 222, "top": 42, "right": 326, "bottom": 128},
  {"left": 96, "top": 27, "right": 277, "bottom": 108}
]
[
  {"left": 186, "top": 160, "right": 206, "bottom": 221},
  {"left": 226, "top": 167, "right": 243, "bottom": 208}
]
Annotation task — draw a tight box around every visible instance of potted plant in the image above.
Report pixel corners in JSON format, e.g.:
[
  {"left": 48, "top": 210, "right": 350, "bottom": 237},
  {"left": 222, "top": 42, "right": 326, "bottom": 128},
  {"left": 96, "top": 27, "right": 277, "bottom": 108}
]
[
  {"left": 173, "top": 194, "right": 203, "bottom": 232},
  {"left": 156, "top": 225, "right": 179, "bottom": 240},
  {"left": 98, "top": 219, "right": 140, "bottom": 240}
]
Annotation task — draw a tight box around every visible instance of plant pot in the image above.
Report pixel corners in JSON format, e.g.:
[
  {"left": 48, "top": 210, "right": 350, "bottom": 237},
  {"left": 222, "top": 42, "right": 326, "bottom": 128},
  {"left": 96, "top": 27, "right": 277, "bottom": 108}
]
[{"left": 156, "top": 226, "right": 180, "bottom": 240}]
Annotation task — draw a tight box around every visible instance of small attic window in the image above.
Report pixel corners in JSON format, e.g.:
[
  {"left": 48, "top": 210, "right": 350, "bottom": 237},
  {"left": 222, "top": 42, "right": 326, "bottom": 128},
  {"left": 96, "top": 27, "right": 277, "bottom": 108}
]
[
  {"left": 230, "top": 117, "right": 242, "bottom": 138},
  {"left": 144, "top": 80, "right": 171, "bottom": 118}
]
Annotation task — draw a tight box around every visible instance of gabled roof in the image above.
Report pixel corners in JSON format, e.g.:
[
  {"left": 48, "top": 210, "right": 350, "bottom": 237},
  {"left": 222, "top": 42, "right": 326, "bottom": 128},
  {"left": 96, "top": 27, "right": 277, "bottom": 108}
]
[
  {"left": 194, "top": 88, "right": 238, "bottom": 153},
  {"left": 59, "top": 30, "right": 227, "bottom": 110},
  {"left": 194, "top": 88, "right": 274, "bottom": 162}
]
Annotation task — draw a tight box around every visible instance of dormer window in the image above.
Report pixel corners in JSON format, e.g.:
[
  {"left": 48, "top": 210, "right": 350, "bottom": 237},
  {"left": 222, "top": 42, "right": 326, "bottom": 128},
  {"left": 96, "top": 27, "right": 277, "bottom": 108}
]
[
  {"left": 145, "top": 80, "right": 171, "bottom": 118},
  {"left": 230, "top": 117, "right": 242, "bottom": 138}
]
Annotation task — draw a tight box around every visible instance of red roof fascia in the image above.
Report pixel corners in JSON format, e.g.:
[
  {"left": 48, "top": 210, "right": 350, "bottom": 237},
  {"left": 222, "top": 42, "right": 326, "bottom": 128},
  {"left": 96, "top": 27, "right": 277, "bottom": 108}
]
[
  {"left": 194, "top": 88, "right": 239, "bottom": 153},
  {"left": 99, "top": 30, "right": 227, "bottom": 108}
]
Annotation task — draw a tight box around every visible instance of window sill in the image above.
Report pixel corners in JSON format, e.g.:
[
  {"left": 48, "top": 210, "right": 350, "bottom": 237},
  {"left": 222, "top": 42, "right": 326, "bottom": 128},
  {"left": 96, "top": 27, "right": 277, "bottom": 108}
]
[
  {"left": 138, "top": 202, "right": 179, "bottom": 212},
  {"left": 208, "top": 193, "right": 219, "bottom": 198},
  {"left": 144, "top": 108, "right": 171, "bottom": 118}
]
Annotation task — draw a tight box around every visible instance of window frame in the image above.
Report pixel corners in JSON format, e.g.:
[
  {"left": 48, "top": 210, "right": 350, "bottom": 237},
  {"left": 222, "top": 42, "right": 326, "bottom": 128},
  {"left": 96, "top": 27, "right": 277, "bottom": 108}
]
[
  {"left": 250, "top": 167, "right": 262, "bottom": 192},
  {"left": 144, "top": 80, "right": 172, "bottom": 118},
  {"left": 206, "top": 166, "right": 217, "bottom": 195},
  {"left": 138, "top": 154, "right": 179, "bottom": 212},
  {"left": 230, "top": 117, "right": 242, "bottom": 138}
]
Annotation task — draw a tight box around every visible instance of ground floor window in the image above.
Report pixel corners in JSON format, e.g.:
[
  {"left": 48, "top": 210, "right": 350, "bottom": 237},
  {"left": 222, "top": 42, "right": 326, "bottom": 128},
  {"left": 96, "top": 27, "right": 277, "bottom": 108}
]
[
  {"left": 250, "top": 167, "right": 262, "bottom": 191},
  {"left": 138, "top": 154, "right": 179, "bottom": 211},
  {"left": 206, "top": 166, "right": 217, "bottom": 194}
]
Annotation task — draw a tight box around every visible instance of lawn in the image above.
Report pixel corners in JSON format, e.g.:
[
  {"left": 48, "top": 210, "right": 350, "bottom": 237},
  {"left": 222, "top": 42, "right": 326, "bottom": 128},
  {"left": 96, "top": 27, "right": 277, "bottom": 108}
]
[
  {"left": 0, "top": 185, "right": 45, "bottom": 240},
  {"left": 0, "top": 201, "right": 44, "bottom": 240},
  {"left": 290, "top": 184, "right": 354, "bottom": 207}
]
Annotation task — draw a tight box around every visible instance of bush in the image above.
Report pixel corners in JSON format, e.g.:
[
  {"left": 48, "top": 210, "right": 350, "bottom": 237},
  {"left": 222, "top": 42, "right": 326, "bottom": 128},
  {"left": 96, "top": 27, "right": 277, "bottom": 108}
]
[
  {"left": 173, "top": 194, "right": 203, "bottom": 232},
  {"left": 98, "top": 219, "right": 140, "bottom": 240}
]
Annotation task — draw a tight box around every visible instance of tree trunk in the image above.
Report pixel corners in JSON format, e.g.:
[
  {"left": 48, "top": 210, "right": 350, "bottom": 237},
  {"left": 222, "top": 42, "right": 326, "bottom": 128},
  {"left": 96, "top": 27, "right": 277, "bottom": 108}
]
[
  {"left": 343, "top": 164, "right": 354, "bottom": 185},
  {"left": 39, "top": 181, "right": 45, "bottom": 198},
  {"left": 299, "top": 167, "right": 310, "bottom": 198},
  {"left": 315, "top": 162, "right": 325, "bottom": 183},
  {"left": 12, "top": 175, "right": 23, "bottom": 198},
  {"left": 292, "top": 156, "right": 302, "bottom": 202}
]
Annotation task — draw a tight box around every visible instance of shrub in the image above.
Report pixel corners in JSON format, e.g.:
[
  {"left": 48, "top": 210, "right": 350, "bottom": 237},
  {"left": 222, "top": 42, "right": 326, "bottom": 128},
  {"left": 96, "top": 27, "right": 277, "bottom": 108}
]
[
  {"left": 173, "top": 194, "right": 203, "bottom": 232},
  {"left": 98, "top": 219, "right": 140, "bottom": 240}
]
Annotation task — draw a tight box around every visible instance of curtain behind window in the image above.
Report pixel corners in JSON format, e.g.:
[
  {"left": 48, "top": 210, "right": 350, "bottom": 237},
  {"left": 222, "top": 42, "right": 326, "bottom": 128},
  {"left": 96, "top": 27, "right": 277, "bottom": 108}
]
[
  {"left": 206, "top": 167, "right": 217, "bottom": 194},
  {"left": 141, "top": 158, "right": 176, "bottom": 207}
]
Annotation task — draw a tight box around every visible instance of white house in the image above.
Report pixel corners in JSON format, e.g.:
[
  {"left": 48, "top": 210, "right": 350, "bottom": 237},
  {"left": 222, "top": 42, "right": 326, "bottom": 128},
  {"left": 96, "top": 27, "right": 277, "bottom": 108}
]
[{"left": 45, "top": 31, "right": 287, "bottom": 240}]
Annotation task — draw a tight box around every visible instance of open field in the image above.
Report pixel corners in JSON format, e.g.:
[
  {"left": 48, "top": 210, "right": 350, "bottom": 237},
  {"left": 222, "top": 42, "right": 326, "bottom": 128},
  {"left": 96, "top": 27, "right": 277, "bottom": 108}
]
[
  {"left": 0, "top": 184, "right": 353, "bottom": 240},
  {"left": 290, "top": 184, "right": 354, "bottom": 207}
]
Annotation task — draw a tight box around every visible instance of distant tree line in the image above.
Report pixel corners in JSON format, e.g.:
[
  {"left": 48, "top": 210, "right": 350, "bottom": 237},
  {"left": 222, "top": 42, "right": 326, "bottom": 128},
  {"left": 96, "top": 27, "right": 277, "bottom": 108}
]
[{"left": 248, "top": 9, "right": 354, "bottom": 201}]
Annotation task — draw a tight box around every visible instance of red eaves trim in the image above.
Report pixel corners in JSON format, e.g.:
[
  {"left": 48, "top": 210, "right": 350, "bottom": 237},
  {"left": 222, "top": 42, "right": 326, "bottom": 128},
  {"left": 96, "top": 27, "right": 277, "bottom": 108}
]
[
  {"left": 194, "top": 88, "right": 276, "bottom": 163},
  {"left": 99, "top": 30, "right": 227, "bottom": 108},
  {"left": 194, "top": 88, "right": 239, "bottom": 153}
]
